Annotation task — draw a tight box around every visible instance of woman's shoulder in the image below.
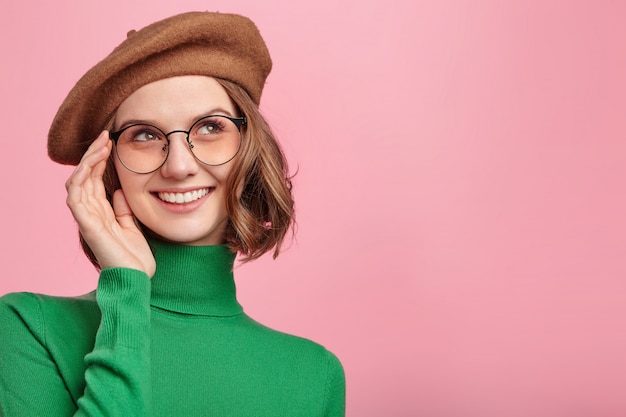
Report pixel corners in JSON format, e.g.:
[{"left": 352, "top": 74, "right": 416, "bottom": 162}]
[
  {"left": 0, "top": 291, "right": 100, "bottom": 344},
  {"left": 238, "top": 313, "right": 344, "bottom": 368},
  {"left": 234, "top": 314, "right": 345, "bottom": 408}
]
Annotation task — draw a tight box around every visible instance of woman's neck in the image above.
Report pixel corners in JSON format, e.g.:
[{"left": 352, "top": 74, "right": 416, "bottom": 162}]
[{"left": 148, "top": 239, "right": 242, "bottom": 316}]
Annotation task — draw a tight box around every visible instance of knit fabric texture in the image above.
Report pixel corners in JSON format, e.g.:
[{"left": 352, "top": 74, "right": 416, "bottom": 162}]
[
  {"left": 0, "top": 240, "right": 345, "bottom": 416},
  {"left": 48, "top": 11, "right": 272, "bottom": 166}
]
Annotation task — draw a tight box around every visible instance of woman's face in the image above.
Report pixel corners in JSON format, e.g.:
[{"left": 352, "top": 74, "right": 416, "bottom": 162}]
[{"left": 113, "top": 76, "right": 239, "bottom": 246}]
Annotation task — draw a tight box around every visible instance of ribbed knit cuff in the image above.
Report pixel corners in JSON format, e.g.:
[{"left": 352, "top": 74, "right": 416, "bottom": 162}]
[{"left": 95, "top": 268, "right": 151, "bottom": 350}]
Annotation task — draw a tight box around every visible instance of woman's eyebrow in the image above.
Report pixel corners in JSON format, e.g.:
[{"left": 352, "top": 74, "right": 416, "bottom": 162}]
[
  {"left": 112, "top": 118, "right": 159, "bottom": 131},
  {"left": 193, "top": 108, "right": 236, "bottom": 120}
]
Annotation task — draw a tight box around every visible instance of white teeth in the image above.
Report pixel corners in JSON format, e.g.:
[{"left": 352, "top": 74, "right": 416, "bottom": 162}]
[{"left": 158, "top": 188, "right": 209, "bottom": 204}]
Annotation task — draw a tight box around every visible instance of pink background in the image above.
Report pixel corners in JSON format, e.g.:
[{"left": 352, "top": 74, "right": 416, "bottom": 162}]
[{"left": 1, "top": 1, "right": 625, "bottom": 415}]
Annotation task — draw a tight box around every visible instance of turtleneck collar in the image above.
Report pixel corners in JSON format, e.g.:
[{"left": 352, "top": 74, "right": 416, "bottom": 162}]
[{"left": 148, "top": 239, "right": 243, "bottom": 317}]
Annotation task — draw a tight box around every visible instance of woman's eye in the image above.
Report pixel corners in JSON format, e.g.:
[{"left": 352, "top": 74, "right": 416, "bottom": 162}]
[
  {"left": 197, "top": 121, "right": 222, "bottom": 135},
  {"left": 132, "top": 130, "right": 160, "bottom": 142}
]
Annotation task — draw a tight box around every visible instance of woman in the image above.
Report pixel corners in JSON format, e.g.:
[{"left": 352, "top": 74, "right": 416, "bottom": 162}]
[{"left": 0, "top": 12, "right": 345, "bottom": 416}]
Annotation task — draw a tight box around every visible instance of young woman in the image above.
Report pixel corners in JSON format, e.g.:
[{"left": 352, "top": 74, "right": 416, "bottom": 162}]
[{"left": 0, "top": 12, "right": 345, "bottom": 416}]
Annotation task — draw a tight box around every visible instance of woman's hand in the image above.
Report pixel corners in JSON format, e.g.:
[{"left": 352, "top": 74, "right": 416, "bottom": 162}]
[{"left": 65, "top": 131, "right": 156, "bottom": 277}]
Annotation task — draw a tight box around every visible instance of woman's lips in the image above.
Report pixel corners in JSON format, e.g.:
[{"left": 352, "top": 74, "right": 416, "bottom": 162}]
[{"left": 156, "top": 187, "right": 211, "bottom": 204}]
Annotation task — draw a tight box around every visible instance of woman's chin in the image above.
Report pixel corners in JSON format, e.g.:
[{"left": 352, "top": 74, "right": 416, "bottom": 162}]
[{"left": 138, "top": 222, "right": 227, "bottom": 246}]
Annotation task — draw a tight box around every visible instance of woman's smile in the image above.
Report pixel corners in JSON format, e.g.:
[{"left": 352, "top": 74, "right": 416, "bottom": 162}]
[
  {"left": 156, "top": 187, "right": 212, "bottom": 204},
  {"left": 151, "top": 187, "right": 215, "bottom": 215}
]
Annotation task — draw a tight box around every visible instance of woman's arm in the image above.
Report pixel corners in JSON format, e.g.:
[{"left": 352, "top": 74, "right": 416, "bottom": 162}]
[
  {"left": 77, "top": 267, "right": 152, "bottom": 416},
  {"left": 0, "top": 268, "right": 151, "bottom": 416},
  {"left": 323, "top": 350, "right": 346, "bottom": 417},
  {"left": 0, "top": 293, "right": 78, "bottom": 416}
]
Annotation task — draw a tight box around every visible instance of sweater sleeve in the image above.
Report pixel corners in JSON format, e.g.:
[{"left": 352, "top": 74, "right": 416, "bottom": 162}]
[
  {"left": 0, "top": 268, "right": 151, "bottom": 417},
  {"left": 323, "top": 350, "right": 346, "bottom": 417}
]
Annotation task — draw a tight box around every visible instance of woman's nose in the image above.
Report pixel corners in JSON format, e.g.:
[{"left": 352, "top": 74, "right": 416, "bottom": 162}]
[{"left": 159, "top": 133, "right": 200, "bottom": 179}]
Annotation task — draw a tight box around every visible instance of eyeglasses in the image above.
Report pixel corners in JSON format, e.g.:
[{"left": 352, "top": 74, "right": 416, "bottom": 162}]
[{"left": 110, "top": 115, "right": 246, "bottom": 174}]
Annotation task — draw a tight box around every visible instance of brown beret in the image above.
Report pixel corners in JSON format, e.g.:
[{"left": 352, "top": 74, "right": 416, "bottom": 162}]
[{"left": 48, "top": 11, "right": 272, "bottom": 165}]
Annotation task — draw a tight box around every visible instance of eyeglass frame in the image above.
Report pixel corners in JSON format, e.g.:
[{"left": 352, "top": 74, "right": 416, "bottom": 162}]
[{"left": 109, "top": 114, "right": 247, "bottom": 174}]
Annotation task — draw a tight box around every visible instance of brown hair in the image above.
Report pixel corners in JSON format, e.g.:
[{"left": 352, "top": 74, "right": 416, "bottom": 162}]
[{"left": 79, "top": 78, "right": 295, "bottom": 269}]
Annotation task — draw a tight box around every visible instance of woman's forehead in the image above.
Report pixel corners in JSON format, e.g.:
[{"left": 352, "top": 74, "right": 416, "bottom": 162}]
[{"left": 115, "top": 76, "right": 236, "bottom": 125}]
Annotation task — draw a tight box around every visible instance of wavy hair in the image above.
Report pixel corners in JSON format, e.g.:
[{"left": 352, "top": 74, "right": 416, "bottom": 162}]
[{"left": 80, "top": 78, "right": 295, "bottom": 269}]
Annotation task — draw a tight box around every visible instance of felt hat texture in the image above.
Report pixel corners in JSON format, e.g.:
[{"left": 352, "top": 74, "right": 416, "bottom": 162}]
[{"left": 48, "top": 11, "right": 272, "bottom": 165}]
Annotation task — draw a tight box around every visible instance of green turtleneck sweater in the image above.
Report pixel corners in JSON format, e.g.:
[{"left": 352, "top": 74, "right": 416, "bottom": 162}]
[{"left": 0, "top": 241, "right": 345, "bottom": 416}]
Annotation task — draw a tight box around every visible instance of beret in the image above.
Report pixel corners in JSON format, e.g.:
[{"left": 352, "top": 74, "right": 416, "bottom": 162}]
[{"left": 48, "top": 11, "right": 272, "bottom": 165}]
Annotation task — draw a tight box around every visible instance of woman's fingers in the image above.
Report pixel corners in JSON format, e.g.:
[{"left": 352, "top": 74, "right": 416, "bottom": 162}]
[
  {"left": 90, "top": 138, "right": 112, "bottom": 200},
  {"left": 65, "top": 131, "right": 111, "bottom": 192},
  {"left": 90, "top": 132, "right": 112, "bottom": 178},
  {"left": 65, "top": 131, "right": 114, "bottom": 234}
]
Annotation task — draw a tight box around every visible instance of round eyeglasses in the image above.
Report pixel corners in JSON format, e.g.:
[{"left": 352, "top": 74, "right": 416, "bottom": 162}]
[{"left": 109, "top": 115, "right": 246, "bottom": 174}]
